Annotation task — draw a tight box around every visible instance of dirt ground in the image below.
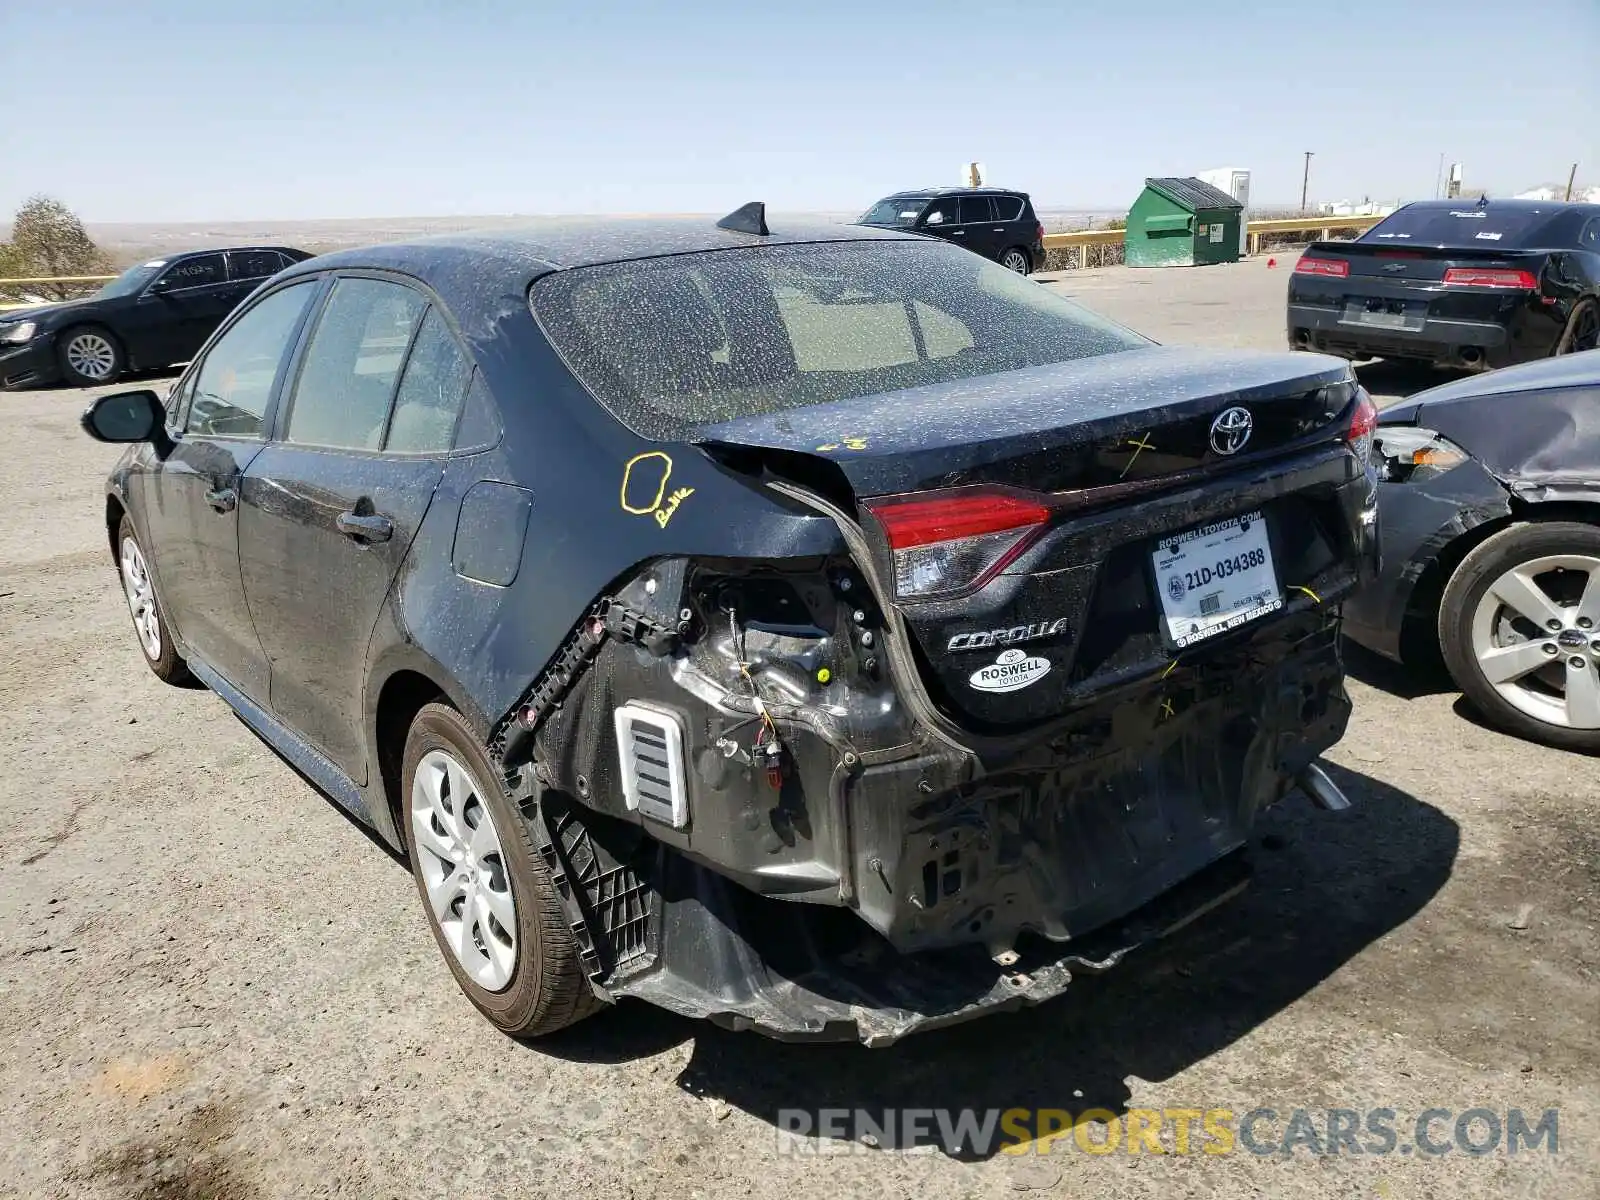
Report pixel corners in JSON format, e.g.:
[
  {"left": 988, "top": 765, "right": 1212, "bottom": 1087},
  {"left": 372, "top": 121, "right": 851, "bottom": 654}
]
[{"left": 1, "top": 257, "right": 1595, "bottom": 1199}]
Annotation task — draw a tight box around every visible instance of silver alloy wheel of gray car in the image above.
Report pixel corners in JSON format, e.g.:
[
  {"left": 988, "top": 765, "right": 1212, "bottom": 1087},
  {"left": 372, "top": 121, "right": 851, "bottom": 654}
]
[
  {"left": 120, "top": 536, "right": 162, "bottom": 661},
  {"left": 1000, "top": 248, "right": 1030, "bottom": 274},
  {"left": 410, "top": 748, "right": 518, "bottom": 991},
  {"left": 64, "top": 331, "right": 118, "bottom": 381},
  {"left": 1470, "top": 553, "right": 1600, "bottom": 730}
]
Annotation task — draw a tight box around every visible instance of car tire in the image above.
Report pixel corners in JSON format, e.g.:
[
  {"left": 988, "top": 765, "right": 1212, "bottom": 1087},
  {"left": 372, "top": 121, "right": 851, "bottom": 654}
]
[
  {"left": 116, "top": 515, "right": 191, "bottom": 684},
  {"left": 402, "top": 702, "right": 602, "bottom": 1037},
  {"left": 999, "top": 247, "right": 1032, "bottom": 275},
  {"left": 57, "top": 325, "right": 125, "bottom": 387},
  {"left": 1553, "top": 298, "right": 1599, "bottom": 356},
  {"left": 1438, "top": 521, "right": 1600, "bottom": 754}
]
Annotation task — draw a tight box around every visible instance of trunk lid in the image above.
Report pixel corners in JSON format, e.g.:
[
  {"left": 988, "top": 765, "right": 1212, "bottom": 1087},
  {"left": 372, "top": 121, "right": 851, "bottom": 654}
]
[
  {"left": 694, "top": 346, "right": 1354, "bottom": 497},
  {"left": 1300, "top": 239, "right": 1550, "bottom": 287},
  {"left": 696, "top": 346, "right": 1367, "bottom": 734}
]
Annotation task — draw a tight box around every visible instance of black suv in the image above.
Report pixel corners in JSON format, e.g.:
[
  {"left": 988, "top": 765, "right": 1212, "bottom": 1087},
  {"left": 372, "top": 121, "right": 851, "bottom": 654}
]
[
  {"left": 0, "top": 246, "right": 312, "bottom": 389},
  {"left": 858, "top": 187, "right": 1046, "bottom": 274}
]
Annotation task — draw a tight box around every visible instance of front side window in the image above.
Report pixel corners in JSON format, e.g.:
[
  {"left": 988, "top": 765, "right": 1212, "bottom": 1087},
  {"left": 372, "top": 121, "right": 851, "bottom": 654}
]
[
  {"left": 385, "top": 308, "right": 470, "bottom": 454},
  {"left": 154, "top": 254, "right": 225, "bottom": 291},
  {"left": 531, "top": 240, "right": 1150, "bottom": 439},
  {"left": 921, "top": 198, "right": 960, "bottom": 227},
  {"left": 187, "top": 282, "right": 317, "bottom": 438},
  {"left": 285, "top": 278, "right": 426, "bottom": 451}
]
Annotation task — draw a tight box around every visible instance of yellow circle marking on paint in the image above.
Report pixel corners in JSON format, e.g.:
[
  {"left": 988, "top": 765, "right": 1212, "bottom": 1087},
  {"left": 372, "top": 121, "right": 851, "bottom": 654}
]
[{"left": 620, "top": 451, "right": 673, "bottom": 515}]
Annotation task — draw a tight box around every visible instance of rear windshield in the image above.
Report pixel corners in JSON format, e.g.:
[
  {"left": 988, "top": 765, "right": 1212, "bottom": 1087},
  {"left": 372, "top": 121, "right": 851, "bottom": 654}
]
[
  {"left": 529, "top": 240, "right": 1150, "bottom": 439},
  {"left": 1360, "top": 206, "right": 1556, "bottom": 249},
  {"left": 858, "top": 197, "right": 929, "bottom": 227}
]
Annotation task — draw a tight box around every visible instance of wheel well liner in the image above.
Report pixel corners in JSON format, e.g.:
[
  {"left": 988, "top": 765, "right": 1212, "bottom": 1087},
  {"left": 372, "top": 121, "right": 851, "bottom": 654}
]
[{"left": 374, "top": 669, "right": 449, "bottom": 849}]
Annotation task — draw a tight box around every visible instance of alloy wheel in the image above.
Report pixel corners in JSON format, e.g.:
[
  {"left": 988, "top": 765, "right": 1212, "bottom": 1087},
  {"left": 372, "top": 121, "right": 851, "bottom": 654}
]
[
  {"left": 65, "top": 332, "right": 117, "bottom": 381},
  {"left": 1001, "top": 249, "right": 1030, "bottom": 274},
  {"left": 120, "top": 537, "right": 161, "bottom": 661},
  {"left": 1562, "top": 304, "right": 1599, "bottom": 355},
  {"left": 1470, "top": 553, "right": 1600, "bottom": 730},
  {"left": 410, "top": 749, "right": 518, "bottom": 991}
]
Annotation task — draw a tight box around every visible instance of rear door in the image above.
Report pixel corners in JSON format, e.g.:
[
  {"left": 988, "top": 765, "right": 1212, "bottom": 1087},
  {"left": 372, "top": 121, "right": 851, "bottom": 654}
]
[
  {"left": 238, "top": 276, "right": 471, "bottom": 780},
  {"left": 958, "top": 195, "right": 1000, "bottom": 260},
  {"left": 225, "top": 249, "right": 288, "bottom": 307},
  {"left": 137, "top": 279, "right": 322, "bottom": 702}
]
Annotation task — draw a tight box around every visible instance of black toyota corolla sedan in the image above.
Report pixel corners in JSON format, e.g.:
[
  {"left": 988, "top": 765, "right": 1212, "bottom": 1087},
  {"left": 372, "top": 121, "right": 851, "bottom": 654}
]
[
  {"left": 0, "top": 245, "right": 311, "bottom": 389},
  {"left": 1343, "top": 350, "right": 1600, "bottom": 754},
  {"left": 82, "top": 205, "right": 1379, "bottom": 1045},
  {"left": 1287, "top": 198, "right": 1600, "bottom": 372}
]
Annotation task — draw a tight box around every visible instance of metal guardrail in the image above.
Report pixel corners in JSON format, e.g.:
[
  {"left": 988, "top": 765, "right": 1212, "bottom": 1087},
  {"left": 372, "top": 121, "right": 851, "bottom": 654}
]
[
  {"left": 1042, "top": 213, "right": 1385, "bottom": 268},
  {"left": 0, "top": 215, "right": 1388, "bottom": 308},
  {"left": 0, "top": 274, "right": 118, "bottom": 312}
]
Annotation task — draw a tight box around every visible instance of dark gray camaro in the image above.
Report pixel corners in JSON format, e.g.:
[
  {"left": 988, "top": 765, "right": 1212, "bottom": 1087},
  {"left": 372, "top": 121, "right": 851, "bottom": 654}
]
[{"left": 82, "top": 206, "right": 1380, "bottom": 1044}]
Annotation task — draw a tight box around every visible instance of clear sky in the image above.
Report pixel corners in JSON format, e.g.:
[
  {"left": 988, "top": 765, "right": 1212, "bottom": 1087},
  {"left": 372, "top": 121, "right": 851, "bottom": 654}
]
[{"left": 2, "top": 0, "right": 1596, "bottom": 223}]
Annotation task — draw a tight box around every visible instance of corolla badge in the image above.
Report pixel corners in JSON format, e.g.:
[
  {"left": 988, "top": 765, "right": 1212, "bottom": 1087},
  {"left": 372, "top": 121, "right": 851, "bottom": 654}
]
[
  {"left": 1209, "top": 406, "right": 1254, "bottom": 456},
  {"left": 946, "top": 617, "right": 1070, "bottom": 652},
  {"left": 968, "top": 648, "right": 1051, "bottom": 693}
]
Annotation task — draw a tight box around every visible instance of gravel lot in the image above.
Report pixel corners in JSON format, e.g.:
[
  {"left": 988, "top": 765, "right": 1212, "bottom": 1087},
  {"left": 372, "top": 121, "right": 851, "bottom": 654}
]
[{"left": 2, "top": 257, "right": 1595, "bottom": 1199}]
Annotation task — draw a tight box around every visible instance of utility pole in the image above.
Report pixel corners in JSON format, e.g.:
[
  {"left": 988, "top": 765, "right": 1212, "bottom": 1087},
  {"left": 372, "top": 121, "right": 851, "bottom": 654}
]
[
  {"left": 1566, "top": 163, "right": 1579, "bottom": 201},
  {"left": 1301, "top": 151, "right": 1314, "bottom": 213},
  {"left": 1434, "top": 153, "right": 1445, "bottom": 199}
]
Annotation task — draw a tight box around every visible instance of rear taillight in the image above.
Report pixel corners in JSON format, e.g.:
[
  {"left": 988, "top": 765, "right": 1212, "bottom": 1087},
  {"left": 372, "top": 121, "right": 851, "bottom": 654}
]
[
  {"left": 1442, "top": 267, "right": 1537, "bottom": 289},
  {"left": 1295, "top": 256, "right": 1350, "bottom": 278},
  {"left": 863, "top": 486, "right": 1051, "bottom": 601},
  {"left": 1346, "top": 390, "right": 1377, "bottom": 465},
  {"left": 1036, "top": 221, "right": 1046, "bottom": 244}
]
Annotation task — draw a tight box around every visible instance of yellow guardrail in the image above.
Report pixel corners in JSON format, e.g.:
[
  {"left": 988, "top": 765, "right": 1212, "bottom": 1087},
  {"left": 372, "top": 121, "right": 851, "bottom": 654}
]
[
  {"left": 0, "top": 274, "right": 118, "bottom": 312},
  {"left": 1043, "top": 213, "right": 1385, "bottom": 267},
  {"left": 0, "top": 215, "right": 1389, "bottom": 307}
]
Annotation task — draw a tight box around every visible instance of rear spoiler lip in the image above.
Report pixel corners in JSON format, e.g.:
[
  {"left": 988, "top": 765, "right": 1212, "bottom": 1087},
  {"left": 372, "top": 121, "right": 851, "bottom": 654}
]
[{"left": 1301, "top": 239, "right": 1549, "bottom": 259}]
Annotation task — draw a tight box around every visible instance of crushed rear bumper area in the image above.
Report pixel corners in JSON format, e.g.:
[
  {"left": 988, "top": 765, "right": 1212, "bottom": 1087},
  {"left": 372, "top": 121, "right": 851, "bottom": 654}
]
[
  {"left": 519, "top": 609, "right": 1352, "bottom": 1043},
  {"left": 614, "top": 845, "right": 1256, "bottom": 1046}
]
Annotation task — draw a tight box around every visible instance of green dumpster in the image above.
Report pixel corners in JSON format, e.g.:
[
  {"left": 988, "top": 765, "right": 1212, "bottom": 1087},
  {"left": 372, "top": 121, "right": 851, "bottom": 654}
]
[{"left": 1124, "top": 177, "right": 1244, "bottom": 267}]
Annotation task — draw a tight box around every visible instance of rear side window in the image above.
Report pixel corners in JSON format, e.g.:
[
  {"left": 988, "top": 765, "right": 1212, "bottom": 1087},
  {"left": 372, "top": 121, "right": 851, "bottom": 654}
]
[
  {"left": 285, "top": 278, "right": 426, "bottom": 451},
  {"left": 230, "top": 250, "right": 286, "bottom": 282},
  {"left": 385, "top": 309, "right": 470, "bottom": 454},
  {"left": 992, "top": 196, "right": 1024, "bottom": 221},
  {"left": 1579, "top": 218, "right": 1600, "bottom": 249},
  {"left": 187, "top": 282, "right": 316, "bottom": 438},
  {"left": 958, "top": 196, "right": 994, "bottom": 224},
  {"left": 1361, "top": 205, "right": 1557, "bottom": 248},
  {"left": 530, "top": 240, "right": 1149, "bottom": 439}
]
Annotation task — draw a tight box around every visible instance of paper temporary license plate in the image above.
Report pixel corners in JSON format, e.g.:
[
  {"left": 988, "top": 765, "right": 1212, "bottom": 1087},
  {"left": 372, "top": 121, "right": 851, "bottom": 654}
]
[{"left": 1151, "top": 511, "right": 1283, "bottom": 648}]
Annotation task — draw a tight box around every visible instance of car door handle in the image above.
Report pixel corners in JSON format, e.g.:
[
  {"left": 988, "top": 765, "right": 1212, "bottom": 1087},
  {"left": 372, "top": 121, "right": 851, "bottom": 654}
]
[
  {"left": 950, "top": 229, "right": 965, "bottom": 236},
  {"left": 205, "top": 486, "right": 237, "bottom": 513},
  {"left": 993, "top": 227, "right": 1005, "bottom": 232},
  {"left": 336, "top": 511, "right": 394, "bottom": 543}
]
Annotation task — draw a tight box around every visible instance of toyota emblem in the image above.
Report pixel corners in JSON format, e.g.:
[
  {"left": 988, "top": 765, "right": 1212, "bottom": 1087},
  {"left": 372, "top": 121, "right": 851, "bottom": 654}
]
[{"left": 1209, "top": 406, "right": 1253, "bottom": 456}]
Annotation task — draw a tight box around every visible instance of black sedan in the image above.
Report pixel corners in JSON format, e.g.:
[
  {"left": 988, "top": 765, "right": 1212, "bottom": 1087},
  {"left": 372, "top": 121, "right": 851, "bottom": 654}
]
[
  {"left": 1287, "top": 199, "right": 1600, "bottom": 371},
  {"left": 81, "top": 205, "right": 1379, "bottom": 1045},
  {"left": 1344, "top": 350, "right": 1600, "bottom": 753},
  {"left": 0, "top": 245, "right": 311, "bottom": 389}
]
